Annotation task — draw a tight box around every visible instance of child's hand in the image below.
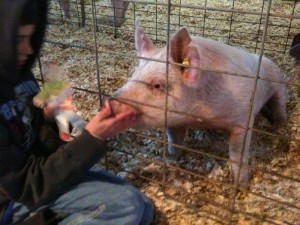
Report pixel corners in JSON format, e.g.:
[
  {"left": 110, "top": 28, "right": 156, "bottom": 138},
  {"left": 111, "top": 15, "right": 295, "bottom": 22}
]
[
  {"left": 85, "top": 100, "right": 136, "bottom": 140},
  {"left": 42, "top": 102, "right": 57, "bottom": 121}
]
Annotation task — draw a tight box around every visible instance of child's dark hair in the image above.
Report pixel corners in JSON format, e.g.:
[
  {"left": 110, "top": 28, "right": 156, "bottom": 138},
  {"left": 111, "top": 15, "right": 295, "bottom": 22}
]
[{"left": 20, "top": 0, "right": 39, "bottom": 25}]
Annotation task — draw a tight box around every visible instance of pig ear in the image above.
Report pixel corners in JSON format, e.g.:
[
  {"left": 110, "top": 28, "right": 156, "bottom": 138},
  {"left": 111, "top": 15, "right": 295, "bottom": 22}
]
[
  {"left": 170, "top": 27, "right": 192, "bottom": 63},
  {"left": 135, "top": 19, "right": 157, "bottom": 57},
  {"left": 170, "top": 27, "right": 201, "bottom": 87}
]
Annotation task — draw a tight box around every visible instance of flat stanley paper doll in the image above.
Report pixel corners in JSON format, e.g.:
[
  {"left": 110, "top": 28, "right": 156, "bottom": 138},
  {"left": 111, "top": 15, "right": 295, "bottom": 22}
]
[{"left": 33, "top": 62, "right": 87, "bottom": 141}]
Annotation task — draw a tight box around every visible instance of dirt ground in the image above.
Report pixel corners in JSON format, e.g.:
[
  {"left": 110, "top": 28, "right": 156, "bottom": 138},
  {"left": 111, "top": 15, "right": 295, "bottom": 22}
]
[{"left": 35, "top": 0, "right": 300, "bottom": 224}]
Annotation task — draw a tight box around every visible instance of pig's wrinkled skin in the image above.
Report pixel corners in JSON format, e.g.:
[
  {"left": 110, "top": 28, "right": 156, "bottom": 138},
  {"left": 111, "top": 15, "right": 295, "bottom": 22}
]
[
  {"left": 112, "top": 21, "right": 287, "bottom": 188},
  {"left": 56, "top": 0, "right": 129, "bottom": 27}
]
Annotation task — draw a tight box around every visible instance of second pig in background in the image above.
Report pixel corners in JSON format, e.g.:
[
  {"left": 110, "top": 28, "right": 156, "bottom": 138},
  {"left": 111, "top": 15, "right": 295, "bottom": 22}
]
[{"left": 56, "top": 0, "right": 129, "bottom": 26}]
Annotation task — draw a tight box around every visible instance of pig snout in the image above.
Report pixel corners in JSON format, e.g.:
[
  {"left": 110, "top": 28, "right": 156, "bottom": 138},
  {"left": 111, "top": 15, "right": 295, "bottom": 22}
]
[{"left": 106, "top": 98, "right": 137, "bottom": 117}]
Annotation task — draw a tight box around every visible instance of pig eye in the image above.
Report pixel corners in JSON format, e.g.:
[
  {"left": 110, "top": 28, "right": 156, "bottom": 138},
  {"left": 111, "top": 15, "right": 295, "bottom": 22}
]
[
  {"left": 150, "top": 78, "right": 165, "bottom": 93},
  {"left": 154, "top": 83, "right": 161, "bottom": 89}
]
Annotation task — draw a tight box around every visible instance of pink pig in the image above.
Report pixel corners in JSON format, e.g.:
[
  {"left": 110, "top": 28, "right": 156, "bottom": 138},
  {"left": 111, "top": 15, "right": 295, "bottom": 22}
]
[
  {"left": 111, "top": 20, "right": 287, "bottom": 188},
  {"left": 56, "top": 0, "right": 129, "bottom": 27}
]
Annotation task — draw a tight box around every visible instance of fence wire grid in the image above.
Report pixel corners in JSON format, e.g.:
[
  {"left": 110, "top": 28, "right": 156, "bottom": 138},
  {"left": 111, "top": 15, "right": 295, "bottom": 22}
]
[{"left": 36, "top": 0, "right": 300, "bottom": 224}]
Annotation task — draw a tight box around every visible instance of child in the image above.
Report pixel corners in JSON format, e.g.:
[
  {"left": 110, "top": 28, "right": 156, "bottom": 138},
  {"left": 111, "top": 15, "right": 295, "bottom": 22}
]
[{"left": 0, "top": 1, "right": 154, "bottom": 224}]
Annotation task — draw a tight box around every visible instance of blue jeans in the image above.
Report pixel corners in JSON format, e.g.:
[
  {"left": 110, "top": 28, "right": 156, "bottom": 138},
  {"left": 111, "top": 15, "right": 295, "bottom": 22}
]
[{"left": 12, "top": 166, "right": 154, "bottom": 225}]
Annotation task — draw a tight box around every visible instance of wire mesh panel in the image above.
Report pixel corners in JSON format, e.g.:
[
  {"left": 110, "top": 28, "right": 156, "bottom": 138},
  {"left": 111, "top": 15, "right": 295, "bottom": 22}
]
[{"left": 37, "top": 0, "right": 300, "bottom": 224}]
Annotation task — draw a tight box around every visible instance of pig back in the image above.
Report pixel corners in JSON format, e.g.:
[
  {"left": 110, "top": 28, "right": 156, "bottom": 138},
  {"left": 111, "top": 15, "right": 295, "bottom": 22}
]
[{"left": 190, "top": 37, "right": 285, "bottom": 126}]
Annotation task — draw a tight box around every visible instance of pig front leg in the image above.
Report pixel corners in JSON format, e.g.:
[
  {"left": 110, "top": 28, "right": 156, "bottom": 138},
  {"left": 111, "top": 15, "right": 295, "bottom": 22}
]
[
  {"left": 111, "top": 0, "right": 129, "bottom": 27},
  {"left": 166, "top": 126, "right": 188, "bottom": 159},
  {"left": 229, "top": 127, "right": 252, "bottom": 188},
  {"left": 96, "top": 0, "right": 129, "bottom": 27},
  {"left": 57, "top": 0, "right": 70, "bottom": 19}
]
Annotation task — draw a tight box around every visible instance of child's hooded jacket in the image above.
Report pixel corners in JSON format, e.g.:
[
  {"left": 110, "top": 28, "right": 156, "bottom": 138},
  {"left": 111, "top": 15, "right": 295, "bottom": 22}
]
[{"left": 0, "top": 0, "right": 106, "bottom": 220}]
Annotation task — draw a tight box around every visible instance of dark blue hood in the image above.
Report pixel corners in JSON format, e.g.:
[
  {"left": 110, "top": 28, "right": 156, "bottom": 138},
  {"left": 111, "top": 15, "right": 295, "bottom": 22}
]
[{"left": 0, "top": 0, "right": 48, "bottom": 87}]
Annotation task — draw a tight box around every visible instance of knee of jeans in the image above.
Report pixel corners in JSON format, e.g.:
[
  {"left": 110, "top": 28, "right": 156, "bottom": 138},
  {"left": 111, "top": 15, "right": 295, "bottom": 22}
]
[
  {"left": 126, "top": 188, "right": 144, "bottom": 206},
  {"left": 123, "top": 187, "right": 154, "bottom": 225},
  {"left": 123, "top": 187, "right": 146, "bottom": 215}
]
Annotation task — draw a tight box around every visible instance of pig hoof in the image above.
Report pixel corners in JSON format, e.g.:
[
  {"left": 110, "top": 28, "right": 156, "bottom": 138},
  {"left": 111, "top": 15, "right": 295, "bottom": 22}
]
[
  {"left": 95, "top": 16, "right": 125, "bottom": 27},
  {"left": 169, "top": 154, "right": 181, "bottom": 161},
  {"left": 111, "top": 17, "right": 126, "bottom": 27},
  {"left": 235, "top": 174, "right": 250, "bottom": 191},
  {"left": 167, "top": 147, "right": 183, "bottom": 160}
]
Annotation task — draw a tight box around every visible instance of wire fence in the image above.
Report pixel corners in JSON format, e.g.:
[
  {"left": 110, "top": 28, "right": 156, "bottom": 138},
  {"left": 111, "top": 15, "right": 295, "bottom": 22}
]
[{"left": 38, "top": 0, "right": 300, "bottom": 224}]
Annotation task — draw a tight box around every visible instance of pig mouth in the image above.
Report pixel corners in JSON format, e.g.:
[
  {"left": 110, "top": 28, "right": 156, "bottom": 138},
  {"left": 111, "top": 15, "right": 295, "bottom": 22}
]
[
  {"left": 107, "top": 98, "right": 158, "bottom": 128},
  {"left": 108, "top": 98, "right": 139, "bottom": 116}
]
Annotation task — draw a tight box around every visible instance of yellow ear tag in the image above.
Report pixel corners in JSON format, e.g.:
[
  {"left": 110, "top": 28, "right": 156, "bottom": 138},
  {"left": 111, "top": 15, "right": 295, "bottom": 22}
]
[{"left": 182, "top": 58, "right": 189, "bottom": 66}]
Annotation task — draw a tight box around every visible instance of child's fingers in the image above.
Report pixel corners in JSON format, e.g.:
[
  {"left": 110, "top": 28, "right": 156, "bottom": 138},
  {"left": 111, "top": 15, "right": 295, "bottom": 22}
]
[
  {"left": 115, "top": 110, "right": 136, "bottom": 123},
  {"left": 97, "top": 100, "right": 112, "bottom": 120},
  {"left": 104, "top": 99, "right": 112, "bottom": 114}
]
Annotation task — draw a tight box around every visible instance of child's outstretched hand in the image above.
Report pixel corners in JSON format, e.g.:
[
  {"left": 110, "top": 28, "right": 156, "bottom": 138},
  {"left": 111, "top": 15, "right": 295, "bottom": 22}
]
[{"left": 85, "top": 100, "right": 136, "bottom": 140}]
